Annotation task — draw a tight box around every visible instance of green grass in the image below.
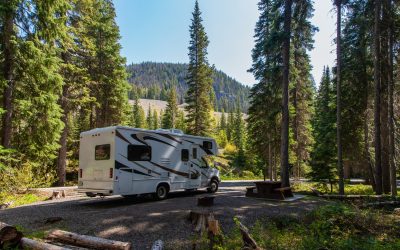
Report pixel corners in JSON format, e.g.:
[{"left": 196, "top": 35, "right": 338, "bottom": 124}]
[
  {"left": 194, "top": 203, "right": 400, "bottom": 250},
  {"left": 0, "top": 192, "right": 48, "bottom": 208}
]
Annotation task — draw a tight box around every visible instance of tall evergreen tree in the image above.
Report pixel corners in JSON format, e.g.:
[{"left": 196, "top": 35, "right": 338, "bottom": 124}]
[
  {"left": 374, "top": 0, "right": 383, "bottom": 195},
  {"left": 163, "top": 88, "right": 179, "bottom": 129},
  {"left": 146, "top": 104, "right": 153, "bottom": 129},
  {"left": 84, "top": 0, "right": 130, "bottom": 128},
  {"left": 280, "top": 0, "right": 293, "bottom": 188},
  {"left": 310, "top": 67, "right": 337, "bottom": 189},
  {"left": 185, "top": 1, "right": 213, "bottom": 136},
  {"left": 335, "top": 0, "right": 345, "bottom": 195}
]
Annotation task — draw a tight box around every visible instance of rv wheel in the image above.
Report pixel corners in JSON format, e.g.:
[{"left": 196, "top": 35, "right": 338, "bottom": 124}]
[
  {"left": 154, "top": 185, "right": 168, "bottom": 200},
  {"left": 207, "top": 179, "right": 219, "bottom": 193}
]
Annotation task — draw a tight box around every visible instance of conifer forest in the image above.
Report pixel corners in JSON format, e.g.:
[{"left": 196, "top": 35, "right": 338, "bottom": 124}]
[{"left": 0, "top": 0, "right": 399, "bottom": 201}]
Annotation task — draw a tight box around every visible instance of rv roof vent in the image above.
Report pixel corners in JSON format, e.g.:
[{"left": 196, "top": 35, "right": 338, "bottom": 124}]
[
  {"left": 156, "top": 129, "right": 170, "bottom": 133},
  {"left": 170, "top": 129, "right": 184, "bottom": 135}
]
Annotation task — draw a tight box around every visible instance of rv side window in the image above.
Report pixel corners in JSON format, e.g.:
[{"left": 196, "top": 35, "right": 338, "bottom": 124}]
[
  {"left": 203, "top": 141, "right": 213, "bottom": 150},
  {"left": 95, "top": 144, "right": 111, "bottom": 160},
  {"left": 192, "top": 148, "right": 197, "bottom": 159},
  {"left": 181, "top": 149, "right": 189, "bottom": 162},
  {"left": 128, "top": 145, "right": 152, "bottom": 161}
]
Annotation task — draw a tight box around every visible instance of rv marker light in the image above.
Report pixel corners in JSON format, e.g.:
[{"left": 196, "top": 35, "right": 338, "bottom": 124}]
[
  {"left": 79, "top": 169, "right": 82, "bottom": 178},
  {"left": 109, "top": 168, "right": 113, "bottom": 178}
]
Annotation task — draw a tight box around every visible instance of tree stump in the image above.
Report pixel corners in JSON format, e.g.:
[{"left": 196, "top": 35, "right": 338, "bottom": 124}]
[
  {"left": 188, "top": 210, "right": 215, "bottom": 232},
  {"left": 0, "top": 222, "right": 22, "bottom": 248},
  {"left": 197, "top": 196, "right": 215, "bottom": 207},
  {"left": 47, "top": 230, "right": 132, "bottom": 250},
  {"left": 52, "top": 190, "right": 66, "bottom": 200}
]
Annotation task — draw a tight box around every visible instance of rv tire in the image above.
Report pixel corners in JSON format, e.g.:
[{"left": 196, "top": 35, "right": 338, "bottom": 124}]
[
  {"left": 85, "top": 192, "right": 96, "bottom": 197},
  {"left": 207, "top": 179, "right": 219, "bottom": 193},
  {"left": 154, "top": 184, "right": 169, "bottom": 200}
]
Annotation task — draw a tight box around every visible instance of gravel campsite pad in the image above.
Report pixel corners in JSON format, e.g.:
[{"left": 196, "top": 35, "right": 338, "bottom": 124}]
[{"left": 0, "top": 184, "right": 326, "bottom": 249}]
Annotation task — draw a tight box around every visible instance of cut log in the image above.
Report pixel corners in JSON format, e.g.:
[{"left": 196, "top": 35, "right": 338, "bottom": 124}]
[
  {"left": 47, "top": 230, "right": 132, "bottom": 250},
  {"left": 197, "top": 196, "right": 215, "bottom": 207},
  {"left": 21, "top": 237, "right": 70, "bottom": 250},
  {"left": 238, "top": 221, "right": 263, "bottom": 250},
  {"left": 188, "top": 210, "right": 215, "bottom": 233},
  {"left": 151, "top": 240, "right": 163, "bottom": 250},
  {"left": 52, "top": 190, "right": 66, "bottom": 200},
  {"left": 0, "top": 222, "right": 22, "bottom": 247}
]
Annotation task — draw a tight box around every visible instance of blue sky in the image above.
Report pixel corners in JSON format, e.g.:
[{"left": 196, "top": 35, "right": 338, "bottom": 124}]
[{"left": 114, "top": 0, "right": 336, "bottom": 86}]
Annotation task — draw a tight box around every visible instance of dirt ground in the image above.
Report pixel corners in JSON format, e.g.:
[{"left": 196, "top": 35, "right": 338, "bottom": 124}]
[{"left": 0, "top": 184, "right": 326, "bottom": 249}]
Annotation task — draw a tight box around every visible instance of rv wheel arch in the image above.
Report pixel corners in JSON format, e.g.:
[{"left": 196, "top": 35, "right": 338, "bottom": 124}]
[
  {"left": 154, "top": 183, "right": 170, "bottom": 200},
  {"left": 207, "top": 177, "right": 219, "bottom": 193}
]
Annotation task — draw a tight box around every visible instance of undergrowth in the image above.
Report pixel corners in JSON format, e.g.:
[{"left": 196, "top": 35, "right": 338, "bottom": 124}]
[{"left": 193, "top": 203, "right": 400, "bottom": 250}]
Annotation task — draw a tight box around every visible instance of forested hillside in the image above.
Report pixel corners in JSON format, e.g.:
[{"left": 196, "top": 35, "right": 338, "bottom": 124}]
[{"left": 126, "top": 62, "right": 250, "bottom": 112}]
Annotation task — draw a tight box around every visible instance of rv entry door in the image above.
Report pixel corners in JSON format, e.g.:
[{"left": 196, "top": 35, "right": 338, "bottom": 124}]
[{"left": 117, "top": 168, "right": 133, "bottom": 195}]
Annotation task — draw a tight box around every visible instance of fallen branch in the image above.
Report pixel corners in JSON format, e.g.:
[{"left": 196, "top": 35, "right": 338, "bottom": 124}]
[
  {"left": 362, "top": 200, "right": 400, "bottom": 208},
  {"left": 238, "top": 221, "right": 263, "bottom": 250},
  {"left": 21, "top": 237, "right": 70, "bottom": 250},
  {"left": 47, "top": 230, "right": 132, "bottom": 250}
]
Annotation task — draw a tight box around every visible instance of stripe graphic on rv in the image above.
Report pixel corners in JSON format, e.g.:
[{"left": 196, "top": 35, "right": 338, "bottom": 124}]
[
  {"left": 157, "top": 133, "right": 182, "bottom": 144},
  {"left": 115, "top": 161, "right": 152, "bottom": 177},
  {"left": 150, "top": 161, "right": 189, "bottom": 178},
  {"left": 131, "top": 133, "right": 177, "bottom": 148},
  {"left": 116, "top": 130, "right": 132, "bottom": 144},
  {"left": 118, "top": 154, "right": 162, "bottom": 176}
]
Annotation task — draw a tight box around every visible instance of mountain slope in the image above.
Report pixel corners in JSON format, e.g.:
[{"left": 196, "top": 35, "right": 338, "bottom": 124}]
[{"left": 126, "top": 62, "right": 250, "bottom": 112}]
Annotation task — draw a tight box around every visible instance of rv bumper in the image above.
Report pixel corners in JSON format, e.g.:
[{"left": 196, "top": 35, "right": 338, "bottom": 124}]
[{"left": 77, "top": 188, "right": 113, "bottom": 196}]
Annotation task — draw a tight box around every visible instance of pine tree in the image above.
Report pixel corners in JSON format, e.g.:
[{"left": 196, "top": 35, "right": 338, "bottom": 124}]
[
  {"left": 310, "top": 67, "right": 337, "bottom": 190},
  {"left": 291, "top": 0, "right": 316, "bottom": 179},
  {"left": 152, "top": 109, "right": 159, "bottom": 130},
  {"left": 176, "top": 110, "right": 187, "bottom": 132},
  {"left": 146, "top": 105, "right": 153, "bottom": 129},
  {"left": 132, "top": 96, "right": 145, "bottom": 128},
  {"left": 163, "top": 88, "right": 179, "bottom": 129},
  {"left": 220, "top": 110, "right": 227, "bottom": 130},
  {"left": 185, "top": 1, "right": 213, "bottom": 136},
  {"left": 57, "top": 0, "right": 94, "bottom": 185},
  {"left": 280, "top": 0, "right": 293, "bottom": 187},
  {"left": 84, "top": 0, "right": 130, "bottom": 128},
  {"left": 374, "top": 0, "right": 383, "bottom": 195}
]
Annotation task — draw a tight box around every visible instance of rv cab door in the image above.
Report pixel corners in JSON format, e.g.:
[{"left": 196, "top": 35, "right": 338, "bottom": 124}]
[{"left": 187, "top": 145, "right": 201, "bottom": 189}]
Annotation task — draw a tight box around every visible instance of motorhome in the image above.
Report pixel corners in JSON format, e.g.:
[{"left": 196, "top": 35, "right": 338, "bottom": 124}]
[{"left": 77, "top": 126, "right": 220, "bottom": 199}]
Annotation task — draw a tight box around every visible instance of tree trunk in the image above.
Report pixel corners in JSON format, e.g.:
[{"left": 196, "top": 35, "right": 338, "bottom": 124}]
[
  {"left": 336, "top": 0, "right": 345, "bottom": 195},
  {"left": 280, "top": 0, "right": 293, "bottom": 188},
  {"left": 374, "top": 0, "right": 383, "bottom": 195},
  {"left": 268, "top": 139, "right": 273, "bottom": 181},
  {"left": 57, "top": 84, "right": 69, "bottom": 187},
  {"left": 381, "top": 0, "right": 390, "bottom": 193},
  {"left": 1, "top": 6, "right": 16, "bottom": 148},
  {"left": 388, "top": 0, "right": 397, "bottom": 197}
]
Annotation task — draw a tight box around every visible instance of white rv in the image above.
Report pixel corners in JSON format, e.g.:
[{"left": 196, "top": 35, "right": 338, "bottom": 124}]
[{"left": 77, "top": 126, "right": 220, "bottom": 199}]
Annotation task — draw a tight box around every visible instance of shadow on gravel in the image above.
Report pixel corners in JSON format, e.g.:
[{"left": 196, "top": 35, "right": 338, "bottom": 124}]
[{"left": 80, "top": 190, "right": 208, "bottom": 209}]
